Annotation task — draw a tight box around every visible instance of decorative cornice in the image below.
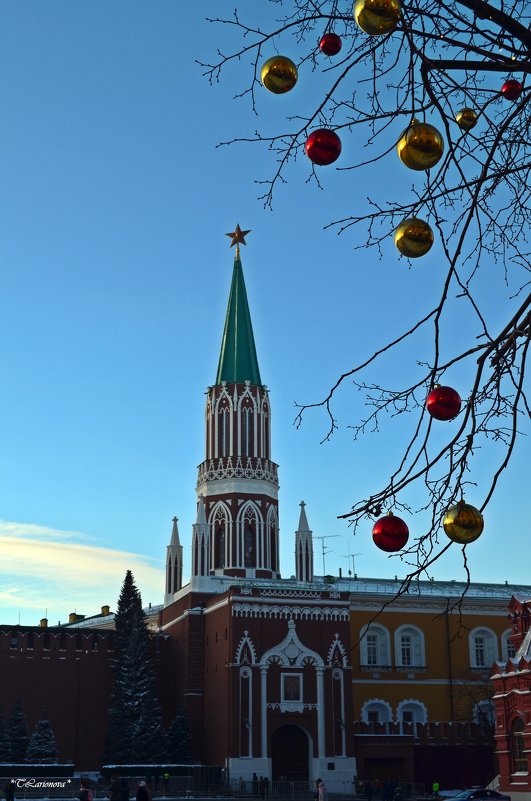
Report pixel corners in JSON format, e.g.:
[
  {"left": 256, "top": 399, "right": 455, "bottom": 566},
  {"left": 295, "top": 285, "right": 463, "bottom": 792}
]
[
  {"left": 258, "top": 589, "right": 324, "bottom": 599},
  {"left": 232, "top": 603, "right": 350, "bottom": 621},
  {"left": 197, "top": 456, "right": 279, "bottom": 486},
  {"left": 267, "top": 702, "right": 318, "bottom": 712}
]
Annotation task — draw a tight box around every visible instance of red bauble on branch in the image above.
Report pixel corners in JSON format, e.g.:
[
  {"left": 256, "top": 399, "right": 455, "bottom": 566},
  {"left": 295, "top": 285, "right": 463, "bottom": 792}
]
[
  {"left": 372, "top": 512, "right": 409, "bottom": 552},
  {"left": 426, "top": 385, "right": 461, "bottom": 421},
  {"left": 305, "top": 129, "right": 342, "bottom": 165},
  {"left": 501, "top": 79, "right": 523, "bottom": 101},
  {"left": 319, "top": 32, "right": 342, "bottom": 56}
]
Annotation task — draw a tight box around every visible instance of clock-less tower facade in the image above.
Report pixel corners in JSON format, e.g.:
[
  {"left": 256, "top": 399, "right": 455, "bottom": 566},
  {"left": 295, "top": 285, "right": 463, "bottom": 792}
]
[{"left": 192, "top": 226, "right": 280, "bottom": 586}]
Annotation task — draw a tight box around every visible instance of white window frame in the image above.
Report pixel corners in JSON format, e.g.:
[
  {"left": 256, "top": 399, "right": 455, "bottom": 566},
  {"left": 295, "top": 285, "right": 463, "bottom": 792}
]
[
  {"left": 501, "top": 628, "right": 516, "bottom": 661},
  {"left": 394, "top": 625, "right": 426, "bottom": 667},
  {"left": 361, "top": 699, "right": 393, "bottom": 729},
  {"left": 468, "top": 627, "right": 498, "bottom": 668},
  {"left": 360, "top": 624, "right": 391, "bottom": 668},
  {"left": 280, "top": 672, "right": 304, "bottom": 712}
]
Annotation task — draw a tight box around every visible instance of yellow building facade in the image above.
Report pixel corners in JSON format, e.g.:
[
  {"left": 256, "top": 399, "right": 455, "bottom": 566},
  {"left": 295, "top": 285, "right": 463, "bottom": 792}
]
[{"left": 345, "top": 577, "right": 527, "bottom": 788}]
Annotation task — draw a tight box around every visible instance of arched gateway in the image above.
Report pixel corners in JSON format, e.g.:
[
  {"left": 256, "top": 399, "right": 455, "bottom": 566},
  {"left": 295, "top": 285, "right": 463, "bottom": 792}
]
[{"left": 271, "top": 724, "right": 310, "bottom": 780}]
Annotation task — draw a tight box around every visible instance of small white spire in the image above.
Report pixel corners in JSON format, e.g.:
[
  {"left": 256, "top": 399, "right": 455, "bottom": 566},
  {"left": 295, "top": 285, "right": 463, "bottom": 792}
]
[
  {"left": 295, "top": 501, "right": 314, "bottom": 583},
  {"left": 196, "top": 496, "right": 207, "bottom": 526},
  {"left": 297, "top": 500, "right": 311, "bottom": 533},
  {"left": 170, "top": 516, "right": 181, "bottom": 547}
]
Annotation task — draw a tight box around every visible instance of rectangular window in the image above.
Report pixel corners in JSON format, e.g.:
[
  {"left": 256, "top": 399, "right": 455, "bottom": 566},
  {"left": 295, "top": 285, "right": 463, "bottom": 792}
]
[
  {"left": 366, "top": 634, "right": 378, "bottom": 666},
  {"left": 474, "top": 636, "right": 486, "bottom": 666},
  {"left": 401, "top": 635, "right": 412, "bottom": 666}
]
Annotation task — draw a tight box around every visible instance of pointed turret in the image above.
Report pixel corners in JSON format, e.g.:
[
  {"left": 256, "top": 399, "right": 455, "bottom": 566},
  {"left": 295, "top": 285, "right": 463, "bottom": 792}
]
[
  {"left": 216, "top": 238, "right": 262, "bottom": 387},
  {"left": 191, "top": 496, "right": 211, "bottom": 591},
  {"left": 295, "top": 501, "right": 314, "bottom": 583},
  {"left": 165, "top": 516, "right": 183, "bottom": 605},
  {"left": 196, "top": 227, "right": 280, "bottom": 581}
]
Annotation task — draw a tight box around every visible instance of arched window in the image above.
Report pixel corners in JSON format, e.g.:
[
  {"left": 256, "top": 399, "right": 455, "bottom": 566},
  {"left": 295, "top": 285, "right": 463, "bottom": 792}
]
[
  {"left": 242, "top": 505, "right": 258, "bottom": 568},
  {"left": 241, "top": 406, "right": 253, "bottom": 456},
  {"left": 361, "top": 699, "right": 392, "bottom": 729},
  {"left": 469, "top": 627, "right": 497, "bottom": 668},
  {"left": 511, "top": 717, "right": 526, "bottom": 773},
  {"left": 244, "top": 528, "right": 255, "bottom": 568},
  {"left": 394, "top": 625, "right": 425, "bottom": 667},
  {"left": 220, "top": 407, "right": 230, "bottom": 456},
  {"left": 262, "top": 403, "right": 270, "bottom": 459},
  {"left": 212, "top": 503, "right": 230, "bottom": 570},
  {"left": 267, "top": 507, "right": 278, "bottom": 573},
  {"left": 501, "top": 629, "right": 516, "bottom": 660},
  {"left": 396, "top": 700, "right": 427, "bottom": 724},
  {"left": 360, "top": 625, "right": 391, "bottom": 667},
  {"left": 269, "top": 524, "right": 277, "bottom": 572},
  {"left": 215, "top": 529, "right": 225, "bottom": 569}
]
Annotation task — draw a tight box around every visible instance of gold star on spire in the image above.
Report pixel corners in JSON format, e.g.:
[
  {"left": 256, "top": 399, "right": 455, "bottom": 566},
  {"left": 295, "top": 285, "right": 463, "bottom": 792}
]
[{"left": 226, "top": 224, "right": 251, "bottom": 250}]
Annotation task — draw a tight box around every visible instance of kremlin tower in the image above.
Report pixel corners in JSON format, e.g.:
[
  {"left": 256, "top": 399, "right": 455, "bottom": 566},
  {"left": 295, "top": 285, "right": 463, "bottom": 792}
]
[
  {"left": 165, "top": 225, "right": 283, "bottom": 601},
  {"left": 160, "top": 228, "right": 355, "bottom": 786}
]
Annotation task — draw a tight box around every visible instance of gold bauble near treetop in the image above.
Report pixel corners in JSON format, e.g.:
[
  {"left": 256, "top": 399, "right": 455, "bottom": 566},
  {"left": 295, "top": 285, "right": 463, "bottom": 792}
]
[
  {"left": 455, "top": 108, "right": 478, "bottom": 131},
  {"left": 397, "top": 119, "right": 445, "bottom": 170},
  {"left": 261, "top": 56, "right": 298, "bottom": 94},
  {"left": 394, "top": 217, "right": 434, "bottom": 258},
  {"left": 354, "top": 0, "right": 401, "bottom": 35},
  {"left": 443, "top": 501, "right": 484, "bottom": 544}
]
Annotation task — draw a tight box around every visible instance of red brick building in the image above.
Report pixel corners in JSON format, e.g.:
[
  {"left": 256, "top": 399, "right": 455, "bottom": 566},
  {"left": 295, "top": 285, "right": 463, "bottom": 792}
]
[{"left": 492, "top": 594, "right": 531, "bottom": 800}]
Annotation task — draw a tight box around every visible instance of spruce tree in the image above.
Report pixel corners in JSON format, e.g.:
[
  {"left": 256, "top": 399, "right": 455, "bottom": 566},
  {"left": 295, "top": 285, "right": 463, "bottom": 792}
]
[
  {"left": 0, "top": 709, "right": 12, "bottom": 762},
  {"left": 166, "top": 708, "right": 192, "bottom": 764},
  {"left": 25, "top": 713, "right": 58, "bottom": 764},
  {"left": 104, "top": 570, "right": 166, "bottom": 764},
  {"left": 8, "top": 699, "right": 28, "bottom": 763}
]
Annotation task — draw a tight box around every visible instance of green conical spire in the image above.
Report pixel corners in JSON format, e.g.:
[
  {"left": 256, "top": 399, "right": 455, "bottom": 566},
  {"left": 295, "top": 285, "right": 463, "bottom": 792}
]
[{"left": 215, "top": 245, "right": 262, "bottom": 387}]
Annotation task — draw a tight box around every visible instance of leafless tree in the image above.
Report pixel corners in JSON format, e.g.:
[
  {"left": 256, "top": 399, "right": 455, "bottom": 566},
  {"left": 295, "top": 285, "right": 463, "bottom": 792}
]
[{"left": 200, "top": 0, "right": 530, "bottom": 586}]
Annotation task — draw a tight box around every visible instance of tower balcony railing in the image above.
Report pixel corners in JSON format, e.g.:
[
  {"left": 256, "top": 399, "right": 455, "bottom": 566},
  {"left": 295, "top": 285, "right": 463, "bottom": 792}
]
[{"left": 197, "top": 456, "right": 279, "bottom": 486}]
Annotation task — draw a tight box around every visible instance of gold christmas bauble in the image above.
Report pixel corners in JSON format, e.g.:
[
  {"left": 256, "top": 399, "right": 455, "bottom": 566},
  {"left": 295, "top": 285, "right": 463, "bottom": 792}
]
[
  {"left": 354, "top": 0, "right": 401, "bottom": 35},
  {"left": 455, "top": 108, "right": 478, "bottom": 131},
  {"left": 261, "top": 56, "right": 298, "bottom": 94},
  {"left": 443, "top": 502, "right": 484, "bottom": 544},
  {"left": 397, "top": 120, "right": 444, "bottom": 170},
  {"left": 394, "top": 217, "right": 434, "bottom": 258}
]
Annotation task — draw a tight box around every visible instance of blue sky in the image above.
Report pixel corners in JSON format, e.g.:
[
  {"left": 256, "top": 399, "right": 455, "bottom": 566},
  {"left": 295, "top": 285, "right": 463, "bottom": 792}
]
[{"left": 0, "top": 2, "right": 528, "bottom": 626}]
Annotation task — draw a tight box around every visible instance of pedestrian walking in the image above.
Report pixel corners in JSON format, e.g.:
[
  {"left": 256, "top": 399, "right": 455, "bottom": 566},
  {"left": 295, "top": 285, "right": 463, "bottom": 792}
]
[
  {"left": 136, "top": 782, "right": 149, "bottom": 801},
  {"left": 315, "top": 779, "right": 328, "bottom": 801}
]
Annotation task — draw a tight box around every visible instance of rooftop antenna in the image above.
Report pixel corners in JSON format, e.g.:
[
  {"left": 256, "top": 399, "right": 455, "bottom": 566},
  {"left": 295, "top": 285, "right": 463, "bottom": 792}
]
[
  {"left": 314, "top": 534, "right": 339, "bottom": 576},
  {"left": 344, "top": 553, "right": 362, "bottom": 578}
]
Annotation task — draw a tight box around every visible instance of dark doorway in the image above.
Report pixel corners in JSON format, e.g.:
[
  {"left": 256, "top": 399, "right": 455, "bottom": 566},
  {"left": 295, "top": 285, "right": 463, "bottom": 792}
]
[{"left": 271, "top": 724, "right": 309, "bottom": 780}]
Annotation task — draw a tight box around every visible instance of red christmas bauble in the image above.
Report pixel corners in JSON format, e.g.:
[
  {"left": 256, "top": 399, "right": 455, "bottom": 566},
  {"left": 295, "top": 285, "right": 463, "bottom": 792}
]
[
  {"left": 305, "top": 129, "right": 342, "bottom": 166},
  {"left": 501, "top": 79, "right": 523, "bottom": 101},
  {"left": 319, "top": 32, "right": 342, "bottom": 56},
  {"left": 426, "top": 385, "right": 461, "bottom": 421},
  {"left": 372, "top": 512, "right": 409, "bottom": 552}
]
